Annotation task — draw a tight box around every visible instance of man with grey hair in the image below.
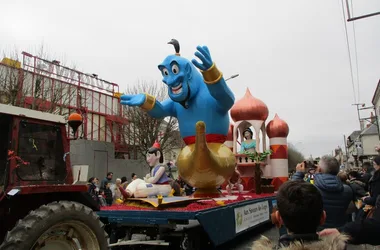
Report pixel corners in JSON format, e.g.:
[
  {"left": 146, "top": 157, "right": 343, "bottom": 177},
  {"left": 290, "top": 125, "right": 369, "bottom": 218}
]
[
  {"left": 319, "top": 155, "right": 340, "bottom": 175},
  {"left": 292, "top": 155, "right": 353, "bottom": 230}
]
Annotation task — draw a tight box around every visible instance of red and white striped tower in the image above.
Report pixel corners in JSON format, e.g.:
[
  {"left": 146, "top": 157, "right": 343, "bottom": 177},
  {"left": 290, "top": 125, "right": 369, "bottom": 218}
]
[{"left": 266, "top": 114, "right": 289, "bottom": 190}]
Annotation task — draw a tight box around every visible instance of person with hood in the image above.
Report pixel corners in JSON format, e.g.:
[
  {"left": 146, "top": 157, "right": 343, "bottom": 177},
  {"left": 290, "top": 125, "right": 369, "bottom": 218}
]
[
  {"left": 252, "top": 180, "right": 348, "bottom": 250},
  {"left": 292, "top": 155, "right": 353, "bottom": 229},
  {"left": 319, "top": 196, "right": 380, "bottom": 246}
]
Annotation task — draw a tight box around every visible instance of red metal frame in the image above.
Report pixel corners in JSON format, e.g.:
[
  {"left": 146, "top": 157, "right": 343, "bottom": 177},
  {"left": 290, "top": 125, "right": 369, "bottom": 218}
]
[{"left": 0, "top": 52, "right": 131, "bottom": 156}]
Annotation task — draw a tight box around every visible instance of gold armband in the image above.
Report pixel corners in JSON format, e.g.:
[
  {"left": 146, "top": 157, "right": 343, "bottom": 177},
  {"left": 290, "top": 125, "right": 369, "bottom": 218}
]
[
  {"left": 201, "top": 63, "right": 223, "bottom": 84},
  {"left": 140, "top": 93, "right": 156, "bottom": 111}
]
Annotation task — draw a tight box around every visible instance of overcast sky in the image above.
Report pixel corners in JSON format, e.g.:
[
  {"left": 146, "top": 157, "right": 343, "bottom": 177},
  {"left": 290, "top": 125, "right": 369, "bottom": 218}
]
[{"left": 1, "top": 0, "right": 379, "bottom": 158}]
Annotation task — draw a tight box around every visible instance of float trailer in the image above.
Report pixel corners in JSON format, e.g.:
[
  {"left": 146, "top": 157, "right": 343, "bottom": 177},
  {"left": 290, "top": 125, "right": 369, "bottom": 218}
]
[
  {"left": 98, "top": 194, "right": 276, "bottom": 249},
  {"left": 0, "top": 103, "right": 276, "bottom": 250}
]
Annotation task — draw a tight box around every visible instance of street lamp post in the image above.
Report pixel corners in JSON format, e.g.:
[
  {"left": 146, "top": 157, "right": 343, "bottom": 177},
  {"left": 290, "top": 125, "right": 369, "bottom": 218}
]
[{"left": 225, "top": 74, "right": 239, "bottom": 81}]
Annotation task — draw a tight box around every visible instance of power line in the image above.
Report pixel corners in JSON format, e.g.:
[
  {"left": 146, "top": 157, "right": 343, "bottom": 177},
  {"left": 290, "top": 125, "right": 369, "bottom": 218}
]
[
  {"left": 350, "top": 0, "right": 361, "bottom": 102},
  {"left": 340, "top": 0, "right": 357, "bottom": 103}
]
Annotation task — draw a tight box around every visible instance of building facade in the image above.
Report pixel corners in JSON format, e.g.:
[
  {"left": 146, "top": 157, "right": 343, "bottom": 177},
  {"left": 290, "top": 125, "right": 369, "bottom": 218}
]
[{"left": 0, "top": 53, "right": 183, "bottom": 180}]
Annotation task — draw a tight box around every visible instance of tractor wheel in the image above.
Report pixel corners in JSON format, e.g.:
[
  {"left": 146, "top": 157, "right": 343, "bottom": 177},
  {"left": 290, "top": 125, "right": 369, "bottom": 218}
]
[{"left": 0, "top": 201, "right": 108, "bottom": 250}]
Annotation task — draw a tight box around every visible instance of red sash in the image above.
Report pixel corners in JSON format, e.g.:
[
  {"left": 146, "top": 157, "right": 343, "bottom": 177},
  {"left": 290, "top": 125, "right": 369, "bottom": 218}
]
[
  {"left": 183, "top": 134, "right": 227, "bottom": 145},
  {"left": 155, "top": 181, "right": 169, "bottom": 185}
]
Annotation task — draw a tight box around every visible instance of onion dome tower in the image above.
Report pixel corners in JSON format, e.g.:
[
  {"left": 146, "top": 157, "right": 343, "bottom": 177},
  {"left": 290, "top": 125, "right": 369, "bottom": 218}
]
[
  {"left": 229, "top": 88, "right": 270, "bottom": 192},
  {"left": 266, "top": 114, "right": 289, "bottom": 190},
  {"left": 230, "top": 88, "right": 269, "bottom": 153}
]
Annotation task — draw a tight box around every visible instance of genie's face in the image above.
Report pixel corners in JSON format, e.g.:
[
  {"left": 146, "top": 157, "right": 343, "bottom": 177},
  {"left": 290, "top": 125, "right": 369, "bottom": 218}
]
[{"left": 158, "top": 55, "right": 193, "bottom": 104}]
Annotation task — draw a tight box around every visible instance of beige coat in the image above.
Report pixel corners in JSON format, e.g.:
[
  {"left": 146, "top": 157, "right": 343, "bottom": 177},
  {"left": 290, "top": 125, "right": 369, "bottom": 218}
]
[{"left": 252, "top": 234, "right": 349, "bottom": 250}]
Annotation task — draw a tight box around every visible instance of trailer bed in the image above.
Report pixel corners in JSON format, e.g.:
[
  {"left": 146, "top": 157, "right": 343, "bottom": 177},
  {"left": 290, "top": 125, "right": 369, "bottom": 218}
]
[{"left": 98, "top": 193, "right": 276, "bottom": 247}]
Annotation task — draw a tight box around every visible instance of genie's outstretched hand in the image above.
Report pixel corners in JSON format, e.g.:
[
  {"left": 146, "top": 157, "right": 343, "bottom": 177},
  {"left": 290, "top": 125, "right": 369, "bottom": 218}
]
[
  {"left": 192, "top": 45, "right": 213, "bottom": 71},
  {"left": 120, "top": 94, "right": 146, "bottom": 106}
]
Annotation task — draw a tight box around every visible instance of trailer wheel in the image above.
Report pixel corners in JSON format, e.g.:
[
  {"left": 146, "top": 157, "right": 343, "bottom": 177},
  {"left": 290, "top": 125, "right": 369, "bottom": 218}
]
[
  {"left": 0, "top": 201, "right": 108, "bottom": 250},
  {"left": 180, "top": 234, "right": 190, "bottom": 250},
  {"left": 180, "top": 232, "right": 201, "bottom": 250}
]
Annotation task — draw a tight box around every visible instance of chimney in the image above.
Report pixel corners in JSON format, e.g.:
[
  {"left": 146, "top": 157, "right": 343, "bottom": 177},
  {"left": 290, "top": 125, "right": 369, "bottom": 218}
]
[
  {"left": 371, "top": 112, "right": 375, "bottom": 124},
  {"left": 360, "top": 120, "right": 365, "bottom": 131}
]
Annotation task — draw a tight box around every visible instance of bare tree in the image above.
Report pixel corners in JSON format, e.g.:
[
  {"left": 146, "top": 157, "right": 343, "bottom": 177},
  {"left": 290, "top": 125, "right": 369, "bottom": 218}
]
[
  {"left": 0, "top": 47, "right": 80, "bottom": 116},
  {"left": 123, "top": 81, "right": 184, "bottom": 159},
  {"left": 288, "top": 143, "right": 305, "bottom": 173}
]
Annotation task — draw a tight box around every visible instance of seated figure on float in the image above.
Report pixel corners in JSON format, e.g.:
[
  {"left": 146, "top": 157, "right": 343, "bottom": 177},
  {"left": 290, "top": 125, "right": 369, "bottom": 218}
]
[
  {"left": 226, "top": 169, "right": 244, "bottom": 194},
  {"left": 120, "top": 39, "right": 236, "bottom": 197},
  {"left": 123, "top": 141, "right": 172, "bottom": 198},
  {"left": 239, "top": 127, "right": 256, "bottom": 153}
]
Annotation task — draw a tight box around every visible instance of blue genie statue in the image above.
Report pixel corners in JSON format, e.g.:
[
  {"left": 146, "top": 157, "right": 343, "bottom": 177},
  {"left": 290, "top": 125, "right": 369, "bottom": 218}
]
[{"left": 121, "top": 39, "right": 236, "bottom": 197}]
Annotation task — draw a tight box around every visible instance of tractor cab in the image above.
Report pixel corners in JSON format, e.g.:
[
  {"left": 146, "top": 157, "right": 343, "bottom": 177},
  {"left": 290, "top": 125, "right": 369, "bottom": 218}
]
[
  {"left": 0, "top": 104, "right": 106, "bottom": 249},
  {"left": 0, "top": 104, "right": 74, "bottom": 198}
]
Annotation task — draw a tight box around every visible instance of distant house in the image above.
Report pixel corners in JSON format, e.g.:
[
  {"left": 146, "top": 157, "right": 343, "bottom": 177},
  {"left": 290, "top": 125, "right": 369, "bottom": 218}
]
[
  {"left": 371, "top": 79, "right": 380, "bottom": 138},
  {"left": 347, "top": 130, "right": 361, "bottom": 157},
  {"left": 359, "top": 124, "right": 378, "bottom": 157},
  {"left": 345, "top": 79, "right": 380, "bottom": 166}
]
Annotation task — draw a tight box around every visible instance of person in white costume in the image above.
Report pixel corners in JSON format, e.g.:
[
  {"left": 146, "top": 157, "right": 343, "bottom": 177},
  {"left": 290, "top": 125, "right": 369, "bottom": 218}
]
[{"left": 122, "top": 141, "right": 172, "bottom": 198}]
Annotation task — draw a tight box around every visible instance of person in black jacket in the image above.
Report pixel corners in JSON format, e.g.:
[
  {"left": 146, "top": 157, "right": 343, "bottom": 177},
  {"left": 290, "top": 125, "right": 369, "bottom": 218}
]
[
  {"left": 362, "top": 156, "right": 380, "bottom": 206},
  {"left": 319, "top": 195, "right": 380, "bottom": 246},
  {"left": 361, "top": 162, "right": 373, "bottom": 190},
  {"left": 103, "top": 181, "right": 113, "bottom": 206},
  {"left": 292, "top": 155, "right": 353, "bottom": 229},
  {"left": 87, "top": 177, "right": 99, "bottom": 201},
  {"left": 348, "top": 171, "right": 367, "bottom": 199}
]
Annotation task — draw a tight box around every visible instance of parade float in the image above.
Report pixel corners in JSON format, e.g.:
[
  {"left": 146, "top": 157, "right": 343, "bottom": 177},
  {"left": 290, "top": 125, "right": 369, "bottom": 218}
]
[{"left": 97, "top": 39, "right": 289, "bottom": 249}]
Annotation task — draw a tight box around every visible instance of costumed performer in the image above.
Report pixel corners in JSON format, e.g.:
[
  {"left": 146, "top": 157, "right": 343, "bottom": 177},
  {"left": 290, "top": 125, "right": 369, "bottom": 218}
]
[
  {"left": 119, "top": 141, "right": 172, "bottom": 198},
  {"left": 239, "top": 127, "right": 256, "bottom": 153}
]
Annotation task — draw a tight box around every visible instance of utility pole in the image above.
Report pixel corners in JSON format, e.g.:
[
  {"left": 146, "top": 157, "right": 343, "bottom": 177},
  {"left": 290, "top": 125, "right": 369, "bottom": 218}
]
[
  {"left": 352, "top": 103, "right": 365, "bottom": 130},
  {"left": 343, "top": 135, "right": 348, "bottom": 159}
]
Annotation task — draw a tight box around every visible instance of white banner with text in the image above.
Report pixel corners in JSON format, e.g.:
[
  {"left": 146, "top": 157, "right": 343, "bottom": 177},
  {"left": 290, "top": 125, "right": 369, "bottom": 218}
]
[{"left": 234, "top": 200, "right": 270, "bottom": 233}]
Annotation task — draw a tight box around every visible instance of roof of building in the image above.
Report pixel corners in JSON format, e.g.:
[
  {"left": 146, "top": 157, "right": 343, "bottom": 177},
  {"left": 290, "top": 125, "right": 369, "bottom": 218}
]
[
  {"left": 371, "top": 79, "right": 380, "bottom": 105},
  {"left": 0, "top": 103, "right": 66, "bottom": 124},
  {"left": 360, "top": 124, "right": 378, "bottom": 136}
]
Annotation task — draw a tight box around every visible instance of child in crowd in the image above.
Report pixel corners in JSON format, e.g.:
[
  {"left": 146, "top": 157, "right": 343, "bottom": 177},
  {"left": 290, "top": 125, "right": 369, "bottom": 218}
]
[
  {"left": 104, "top": 181, "right": 113, "bottom": 206},
  {"left": 253, "top": 180, "right": 348, "bottom": 250},
  {"left": 98, "top": 189, "right": 107, "bottom": 207}
]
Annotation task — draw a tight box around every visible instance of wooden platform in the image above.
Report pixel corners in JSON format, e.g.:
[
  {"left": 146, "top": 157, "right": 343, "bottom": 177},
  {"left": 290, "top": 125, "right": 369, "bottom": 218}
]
[{"left": 126, "top": 196, "right": 204, "bottom": 208}]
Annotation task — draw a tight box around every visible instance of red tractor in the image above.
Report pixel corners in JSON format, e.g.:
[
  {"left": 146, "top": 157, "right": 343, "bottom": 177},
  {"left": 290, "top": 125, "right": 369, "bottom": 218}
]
[{"left": 0, "top": 104, "right": 108, "bottom": 249}]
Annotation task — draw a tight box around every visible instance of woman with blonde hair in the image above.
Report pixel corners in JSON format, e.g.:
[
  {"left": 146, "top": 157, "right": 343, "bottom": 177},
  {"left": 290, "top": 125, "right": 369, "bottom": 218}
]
[{"left": 113, "top": 178, "right": 123, "bottom": 203}]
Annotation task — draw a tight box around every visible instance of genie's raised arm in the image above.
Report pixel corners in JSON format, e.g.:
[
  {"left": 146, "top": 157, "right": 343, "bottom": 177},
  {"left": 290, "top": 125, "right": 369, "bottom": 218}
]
[
  {"left": 191, "top": 46, "right": 235, "bottom": 113},
  {"left": 120, "top": 94, "right": 176, "bottom": 119}
]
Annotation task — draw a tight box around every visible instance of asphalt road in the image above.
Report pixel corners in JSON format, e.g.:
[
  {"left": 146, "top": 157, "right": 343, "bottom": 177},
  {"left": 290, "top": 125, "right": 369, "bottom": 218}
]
[{"left": 215, "top": 223, "right": 379, "bottom": 250}]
